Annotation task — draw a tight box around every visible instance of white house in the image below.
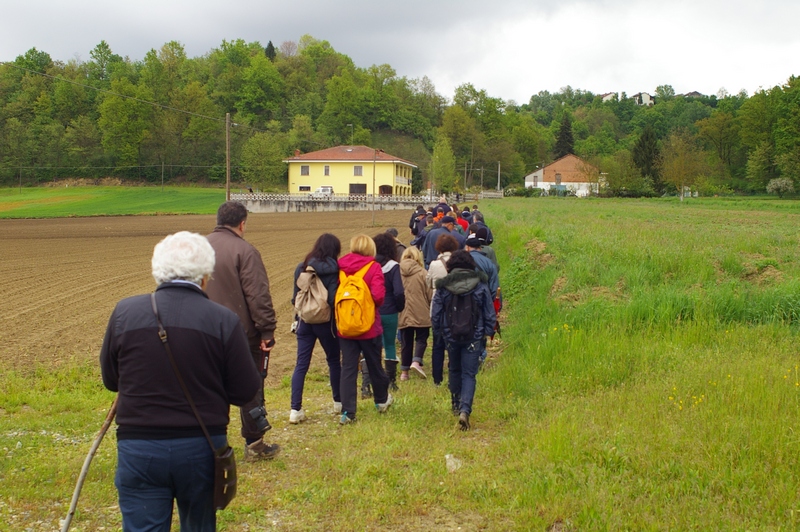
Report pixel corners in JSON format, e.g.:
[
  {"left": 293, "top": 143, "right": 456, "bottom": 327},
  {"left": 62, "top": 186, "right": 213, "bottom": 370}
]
[
  {"left": 524, "top": 154, "right": 600, "bottom": 197},
  {"left": 631, "top": 92, "right": 655, "bottom": 106}
]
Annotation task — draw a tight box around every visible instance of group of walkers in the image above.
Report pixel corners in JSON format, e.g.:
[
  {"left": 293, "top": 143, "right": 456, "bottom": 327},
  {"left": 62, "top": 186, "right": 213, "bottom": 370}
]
[
  {"left": 99, "top": 199, "right": 498, "bottom": 530},
  {"left": 289, "top": 197, "right": 499, "bottom": 432}
]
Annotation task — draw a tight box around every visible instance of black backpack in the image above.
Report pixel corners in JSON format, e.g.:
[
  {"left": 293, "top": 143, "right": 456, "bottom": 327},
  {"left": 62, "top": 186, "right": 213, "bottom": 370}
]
[{"left": 446, "top": 292, "right": 478, "bottom": 343}]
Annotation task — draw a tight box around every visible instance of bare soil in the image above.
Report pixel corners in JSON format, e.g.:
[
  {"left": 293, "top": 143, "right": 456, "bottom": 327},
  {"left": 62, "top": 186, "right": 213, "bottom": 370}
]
[{"left": 0, "top": 210, "right": 412, "bottom": 382}]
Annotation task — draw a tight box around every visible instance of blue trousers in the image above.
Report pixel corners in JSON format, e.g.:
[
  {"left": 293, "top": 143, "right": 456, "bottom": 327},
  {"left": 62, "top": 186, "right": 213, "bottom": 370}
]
[
  {"left": 291, "top": 319, "right": 341, "bottom": 411},
  {"left": 115, "top": 434, "right": 226, "bottom": 532},
  {"left": 431, "top": 331, "right": 446, "bottom": 385},
  {"left": 447, "top": 340, "right": 482, "bottom": 415}
]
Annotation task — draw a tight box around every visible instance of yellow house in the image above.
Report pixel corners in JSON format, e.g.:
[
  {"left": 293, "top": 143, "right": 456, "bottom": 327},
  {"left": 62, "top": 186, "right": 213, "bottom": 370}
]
[{"left": 283, "top": 145, "right": 416, "bottom": 195}]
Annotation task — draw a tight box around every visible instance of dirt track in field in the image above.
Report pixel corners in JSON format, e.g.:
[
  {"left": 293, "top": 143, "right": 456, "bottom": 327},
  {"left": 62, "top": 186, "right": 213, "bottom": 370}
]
[{"left": 0, "top": 210, "right": 411, "bottom": 382}]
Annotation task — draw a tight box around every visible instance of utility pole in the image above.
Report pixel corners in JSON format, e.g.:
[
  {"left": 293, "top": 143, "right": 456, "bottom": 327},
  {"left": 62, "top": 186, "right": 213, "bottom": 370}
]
[
  {"left": 480, "top": 167, "right": 484, "bottom": 190},
  {"left": 497, "top": 162, "right": 501, "bottom": 191},
  {"left": 372, "top": 148, "right": 377, "bottom": 226},
  {"left": 225, "top": 112, "right": 231, "bottom": 202},
  {"left": 161, "top": 161, "right": 164, "bottom": 193}
]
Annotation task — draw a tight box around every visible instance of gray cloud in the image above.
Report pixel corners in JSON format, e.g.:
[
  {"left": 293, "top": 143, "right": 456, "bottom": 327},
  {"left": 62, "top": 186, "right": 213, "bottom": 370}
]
[{"left": 3, "top": 0, "right": 799, "bottom": 103}]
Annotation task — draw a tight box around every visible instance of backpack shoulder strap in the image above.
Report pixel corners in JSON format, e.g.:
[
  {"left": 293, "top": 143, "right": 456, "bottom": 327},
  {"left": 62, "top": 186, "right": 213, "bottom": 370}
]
[{"left": 354, "top": 261, "right": 373, "bottom": 279}]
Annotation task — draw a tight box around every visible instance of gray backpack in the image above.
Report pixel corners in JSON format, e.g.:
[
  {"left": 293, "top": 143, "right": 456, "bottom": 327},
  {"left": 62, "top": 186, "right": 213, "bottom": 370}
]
[{"left": 294, "top": 266, "right": 330, "bottom": 324}]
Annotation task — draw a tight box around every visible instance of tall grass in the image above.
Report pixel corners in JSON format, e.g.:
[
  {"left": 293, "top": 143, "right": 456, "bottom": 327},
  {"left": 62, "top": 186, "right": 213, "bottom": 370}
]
[{"left": 3, "top": 196, "right": 800, "bottom": 530}]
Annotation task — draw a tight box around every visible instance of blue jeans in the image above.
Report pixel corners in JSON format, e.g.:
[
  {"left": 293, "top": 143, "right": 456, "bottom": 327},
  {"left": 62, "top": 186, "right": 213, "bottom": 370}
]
[
  {"left": 115, "top": 434, "right": 226, "bottom": 532},
  {"left": 432, "top": 331, "right": 446, "bottom": 385},
  {"left": 447, "top": 340, "right": 482, "bottom": 415},
  {"left": 291, "top": 319, "right": 341, "bottom": 411}
]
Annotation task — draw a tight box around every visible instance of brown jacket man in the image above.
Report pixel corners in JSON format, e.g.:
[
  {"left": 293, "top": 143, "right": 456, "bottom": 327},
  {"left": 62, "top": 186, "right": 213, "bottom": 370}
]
[{"left": 205, "top": 201, "right": 280, "bottom": 461}]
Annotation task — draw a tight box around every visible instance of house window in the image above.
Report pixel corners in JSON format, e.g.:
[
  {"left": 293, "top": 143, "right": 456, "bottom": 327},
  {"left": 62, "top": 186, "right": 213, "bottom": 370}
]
[
  {"left": 349, "top": 183, "right": 367, "bottom": 194},
  {"left": 299, "top": 185, "right": 311, "bottom": 192},
  {"left": 555, "top": 173, "right": 562, "bottom": 185},
  {"left": 354, "top": 165, "right": 363, "bottom": 176},
  {"left": 324, "top": 165, "right": 330, "bottom": 176},
  {"left": 300, "top": 165, "right": 309, "bottom": 176},
  {"left": 533, "top": 176, "right": 538, "bottom": 187}
]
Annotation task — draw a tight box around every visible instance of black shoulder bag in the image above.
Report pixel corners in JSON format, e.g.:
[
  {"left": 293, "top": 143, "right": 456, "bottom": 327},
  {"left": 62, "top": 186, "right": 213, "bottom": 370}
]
[{"left": 150, "top": 293, "right": 237, "bottom": 510}]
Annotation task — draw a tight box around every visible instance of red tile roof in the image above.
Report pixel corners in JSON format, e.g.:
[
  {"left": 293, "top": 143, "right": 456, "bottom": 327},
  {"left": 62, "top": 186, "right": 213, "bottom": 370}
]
[{"left": 283, "top": 145, "right": 417, "bottom": 168}]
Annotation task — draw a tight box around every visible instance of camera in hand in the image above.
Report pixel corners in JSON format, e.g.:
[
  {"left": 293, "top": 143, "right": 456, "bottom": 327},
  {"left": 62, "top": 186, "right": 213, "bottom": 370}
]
[{"left": 248, "top": 405, "right": 271, "bottom": 432}]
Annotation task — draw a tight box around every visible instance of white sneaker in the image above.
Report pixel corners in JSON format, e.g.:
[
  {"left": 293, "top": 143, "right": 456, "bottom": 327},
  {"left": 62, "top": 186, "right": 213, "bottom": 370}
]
[
  {"left": 333, "top": 401, "right": 342, "bottom": 414},
  {"left": 376, "top": 393, "right": 394, "bottom": 413},
  {"left": 289, "top": 409, "right": 307, "bottom": 424}
]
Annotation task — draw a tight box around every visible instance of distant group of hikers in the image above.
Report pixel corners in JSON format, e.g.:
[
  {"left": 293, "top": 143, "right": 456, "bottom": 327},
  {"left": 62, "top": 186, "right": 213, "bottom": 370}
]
[{"left": 99, "top": 198, "right": 498, "bottom": 530}]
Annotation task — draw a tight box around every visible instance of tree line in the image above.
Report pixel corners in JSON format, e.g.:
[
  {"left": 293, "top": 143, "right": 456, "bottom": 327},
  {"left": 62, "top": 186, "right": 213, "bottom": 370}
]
[{"left": 1, "top": 37, "right": 798, "bottom": 195}]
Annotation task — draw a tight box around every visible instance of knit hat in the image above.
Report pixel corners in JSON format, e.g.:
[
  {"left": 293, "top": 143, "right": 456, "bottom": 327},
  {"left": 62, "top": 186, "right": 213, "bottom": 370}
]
[
  {"left": 440, "top": 215, "right": 456, "bottom": 224},
  {"left": 465, "top": 227, "right": 488, "bottom": 247}
]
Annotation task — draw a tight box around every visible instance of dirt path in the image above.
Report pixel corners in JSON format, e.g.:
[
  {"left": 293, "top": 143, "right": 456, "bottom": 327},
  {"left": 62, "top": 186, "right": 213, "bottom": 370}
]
[{"left": 0, "top": 210, "right": 412, "bottom": 382}]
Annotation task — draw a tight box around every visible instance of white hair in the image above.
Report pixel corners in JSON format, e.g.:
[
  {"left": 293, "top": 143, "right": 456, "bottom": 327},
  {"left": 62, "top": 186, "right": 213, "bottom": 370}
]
[{"left": 151, "top": 231, "right": 216, "bottom": 285}]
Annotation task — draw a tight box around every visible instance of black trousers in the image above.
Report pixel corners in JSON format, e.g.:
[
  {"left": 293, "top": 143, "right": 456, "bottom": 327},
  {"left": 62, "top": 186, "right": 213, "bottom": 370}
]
[{"left": 340, "top": 336, "right": 389, "bottom": 418}]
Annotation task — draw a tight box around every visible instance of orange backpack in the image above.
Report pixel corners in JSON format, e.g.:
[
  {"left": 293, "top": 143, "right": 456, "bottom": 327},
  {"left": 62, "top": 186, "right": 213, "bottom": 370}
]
[{"left": 335, "top": 262, "right": 376, "bottom": 337}]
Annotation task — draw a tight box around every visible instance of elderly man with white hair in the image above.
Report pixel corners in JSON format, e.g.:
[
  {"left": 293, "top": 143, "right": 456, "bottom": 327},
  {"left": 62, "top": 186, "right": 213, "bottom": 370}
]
[{"left": 100, "top": 231, "right": 260, "bottom": 532}]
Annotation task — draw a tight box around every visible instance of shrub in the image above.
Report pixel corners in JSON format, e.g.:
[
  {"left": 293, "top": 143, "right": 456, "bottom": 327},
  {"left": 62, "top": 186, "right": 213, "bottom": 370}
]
[{"left": 766, "top": 177, "right": 795, "bottom": 198}]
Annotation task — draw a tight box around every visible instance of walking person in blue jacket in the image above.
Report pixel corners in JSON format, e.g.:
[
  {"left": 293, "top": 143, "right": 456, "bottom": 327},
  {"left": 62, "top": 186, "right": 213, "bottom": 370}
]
[
  {"left": 289, "top": 233, "right": 343, "bottom": 424},
  {"left": 431, "top": 250, "right": 496, "bottom": 431}
]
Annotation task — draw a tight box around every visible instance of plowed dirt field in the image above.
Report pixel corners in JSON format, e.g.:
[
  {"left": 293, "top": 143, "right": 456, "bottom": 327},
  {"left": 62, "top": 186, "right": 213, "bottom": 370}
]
[{"left": 0, "top": 209, "right": 411, "bottom": 382}]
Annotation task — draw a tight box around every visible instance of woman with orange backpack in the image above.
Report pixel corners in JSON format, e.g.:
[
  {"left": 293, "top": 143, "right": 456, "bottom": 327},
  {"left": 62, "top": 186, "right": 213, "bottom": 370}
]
[{"left": 336, "top": 234, "right": 393, "bottom": 424}]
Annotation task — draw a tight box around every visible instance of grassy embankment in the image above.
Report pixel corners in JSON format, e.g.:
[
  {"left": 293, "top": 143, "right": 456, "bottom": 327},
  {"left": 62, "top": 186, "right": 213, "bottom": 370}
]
[{"left": 2, "top": 193, "right": 800, "bottom": 530}]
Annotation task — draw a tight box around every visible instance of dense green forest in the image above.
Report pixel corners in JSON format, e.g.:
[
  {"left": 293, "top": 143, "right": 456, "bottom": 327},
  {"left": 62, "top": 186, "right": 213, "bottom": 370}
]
[{"left": 1, "top": 36, "right": 798, "bottom": 196}]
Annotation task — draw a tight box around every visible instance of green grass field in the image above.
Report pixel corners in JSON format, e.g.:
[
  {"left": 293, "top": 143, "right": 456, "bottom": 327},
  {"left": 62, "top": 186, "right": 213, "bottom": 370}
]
[
  {"left": 2, "top": 192, "right": 800, "bottom": 530},
  {"left": 0, "top": 186, "right": 227, "bottom": 218}
]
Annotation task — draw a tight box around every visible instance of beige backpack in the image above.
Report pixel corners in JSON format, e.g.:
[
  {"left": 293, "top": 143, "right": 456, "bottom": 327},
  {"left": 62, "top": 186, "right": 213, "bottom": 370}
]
[{"left": 294, "top": 266, "right": 330, "bottom": 324}]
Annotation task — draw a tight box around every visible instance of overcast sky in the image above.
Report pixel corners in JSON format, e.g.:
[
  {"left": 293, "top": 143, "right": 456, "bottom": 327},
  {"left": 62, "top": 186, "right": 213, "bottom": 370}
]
[{"left": 3, "top": 0, "right": 799, "bottom": 104}]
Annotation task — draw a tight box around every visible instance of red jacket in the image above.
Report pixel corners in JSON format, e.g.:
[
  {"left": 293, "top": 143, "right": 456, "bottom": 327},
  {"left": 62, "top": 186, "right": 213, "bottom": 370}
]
[{"left": 337, "top": 253, "right": 385, "bottom": 339}]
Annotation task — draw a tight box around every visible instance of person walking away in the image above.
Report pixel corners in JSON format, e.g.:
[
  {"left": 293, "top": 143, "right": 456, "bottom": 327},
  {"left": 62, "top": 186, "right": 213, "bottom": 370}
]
[
  {"left": 336, "top": 234, "right": 393, "bottom": 424},
  {"left": 372, "top": 232, "right": 405, "bottom": 390},
  {"left": 398, "top": 246, "right": 432, "bottom": 381},
  {"left": 465, "top": 227, "right": 500, "bottom": 366},
  {"left": 426, "top": 233, "right": 459, "bottom": 385},
  {"left": 421, "top": 216, "right": 465, "bottom": 268},
  {"left": 465, "top": 228, "right": 499, "bottom": 300},
  {"left": 289, "top": 233, "right": 343, "bottom": 424},
  {"left": 468, "top": 224, "right": 499, "bottom": 274},
  {"left": 205, "top": 201, "right": 280, "bottom": 461},
  {"left": 471, "top": 211, "right": 494, "bottom": 246},
  {"left": 100, "top": 231, "right": 260, "bottom": 531},
  {"left": 386, "top": 227, "right": 407, "bottom": 261},
  {"left": 454, "top": 208, "right": 469, "bottom": 234},
  {"left": 431, "top": 250, "right": 496, "bottom": 431}
]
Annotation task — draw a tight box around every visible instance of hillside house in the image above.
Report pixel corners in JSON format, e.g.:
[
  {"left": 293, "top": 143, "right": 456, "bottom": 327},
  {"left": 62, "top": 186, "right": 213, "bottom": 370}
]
[
  {"left": 524, "top": 154, "right": 600, "bottom": 197},
  {"left": 632, "top": 92, "right": 655, "bottom": 106},
  {"left": 283, "top": 145, "right": 416, "bottom": 195}
]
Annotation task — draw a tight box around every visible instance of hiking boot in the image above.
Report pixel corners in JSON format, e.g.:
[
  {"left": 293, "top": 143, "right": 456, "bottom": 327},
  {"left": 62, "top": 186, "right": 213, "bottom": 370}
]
[
  {"left": 361, "top": 383, "right": 372, "bottom": 399},
  {"left": 410, "top": 361, "right": 427, "bottom": 379},
  {"left": 244, "top": 440, "right": 281, "bottom": 461},
  {"left": 333, "top": 401, "right": 342, "bottom": 414},
  {"left": 339, "top": 412, "right": 356, "bottom": 425},
  {"left": 458, "top": 412, "right": 470, "bottom": 431},
  {"left": 289, "top": 409, "right": 307, "bottom": 424},
  {"left": 376, "top": 393, "right": 394, "bottom": 413},
  {"left": 389, "top": 380, "right": 399, "bottom": 391}
]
